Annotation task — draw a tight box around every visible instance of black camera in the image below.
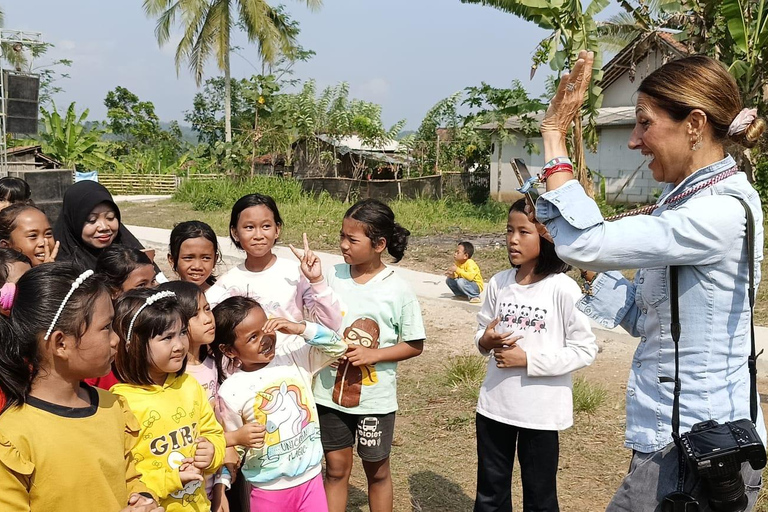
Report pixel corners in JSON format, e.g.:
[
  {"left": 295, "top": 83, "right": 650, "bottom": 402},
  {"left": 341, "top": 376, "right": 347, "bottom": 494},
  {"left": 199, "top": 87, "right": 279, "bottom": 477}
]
[{"left": 678, "top": 419, "right": 767, "bottom": 512}]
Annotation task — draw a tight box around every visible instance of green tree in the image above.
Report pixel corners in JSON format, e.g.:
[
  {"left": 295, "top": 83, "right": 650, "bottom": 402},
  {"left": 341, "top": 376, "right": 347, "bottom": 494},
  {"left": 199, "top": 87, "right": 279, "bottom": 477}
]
[
  {"left": 104, "top": 86, "right": 187, "bottom": 173},
  {"left": 143, "top": 0, "right": 320, "bottom": 143},
  {"left": 460, "top": 0, "right": 609, "bottom": 196},
  {"left": 34, "top": 103, "right": 116, "bottom": 171}
]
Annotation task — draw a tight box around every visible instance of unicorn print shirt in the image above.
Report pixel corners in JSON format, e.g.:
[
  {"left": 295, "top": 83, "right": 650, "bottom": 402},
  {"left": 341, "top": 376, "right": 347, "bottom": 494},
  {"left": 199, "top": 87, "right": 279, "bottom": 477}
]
[
  {"left": 218, "top": 322, "right": 347, "bottom": 491},
  {"left": 475, "top": 269, "right": 598, "bottom": 431}
]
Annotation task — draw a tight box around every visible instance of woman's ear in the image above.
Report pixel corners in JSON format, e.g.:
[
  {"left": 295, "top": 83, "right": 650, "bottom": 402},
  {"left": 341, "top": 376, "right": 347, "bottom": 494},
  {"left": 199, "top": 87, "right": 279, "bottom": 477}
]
[{"left": 688, "top": 109, "right": 708, "bottom": 136}]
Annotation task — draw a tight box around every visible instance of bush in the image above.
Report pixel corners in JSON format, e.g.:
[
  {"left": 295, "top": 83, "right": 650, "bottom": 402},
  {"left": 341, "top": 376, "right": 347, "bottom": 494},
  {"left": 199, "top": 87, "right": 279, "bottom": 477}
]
[
  {"left": 573, "top": 376, "right": 608, "bottom": 415},
  {"left": 443, "top": 355, "right": 487, "bottom": 401},
  {"left": 174, "top": 175, "right": 305, "bottom": 211}
]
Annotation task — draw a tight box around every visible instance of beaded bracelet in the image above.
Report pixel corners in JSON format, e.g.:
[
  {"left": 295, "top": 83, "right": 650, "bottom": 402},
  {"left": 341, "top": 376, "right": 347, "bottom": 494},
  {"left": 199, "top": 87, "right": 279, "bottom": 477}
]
[{"left": 542, "top": 156, "right": 572, "bottom": 170}]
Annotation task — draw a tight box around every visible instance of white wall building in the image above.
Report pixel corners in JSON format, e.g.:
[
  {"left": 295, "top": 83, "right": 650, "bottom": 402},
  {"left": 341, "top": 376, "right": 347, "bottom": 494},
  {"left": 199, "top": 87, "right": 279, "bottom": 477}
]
[{"left": 482, "top": 32, "right": 688, "bottom": 203}]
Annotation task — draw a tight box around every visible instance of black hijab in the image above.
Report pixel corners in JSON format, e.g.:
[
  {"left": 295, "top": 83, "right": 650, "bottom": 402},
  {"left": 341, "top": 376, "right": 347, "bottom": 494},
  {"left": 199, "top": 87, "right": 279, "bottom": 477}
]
[{"left": 53, "top": 181, "right": 147, "bottom": 269}]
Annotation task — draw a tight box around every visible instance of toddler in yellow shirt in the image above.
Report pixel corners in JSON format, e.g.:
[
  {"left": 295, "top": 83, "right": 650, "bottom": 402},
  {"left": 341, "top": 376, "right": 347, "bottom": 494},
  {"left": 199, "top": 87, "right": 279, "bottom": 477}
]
[{"left": 445, "top": 241, "right": 484, "bottom": 304}]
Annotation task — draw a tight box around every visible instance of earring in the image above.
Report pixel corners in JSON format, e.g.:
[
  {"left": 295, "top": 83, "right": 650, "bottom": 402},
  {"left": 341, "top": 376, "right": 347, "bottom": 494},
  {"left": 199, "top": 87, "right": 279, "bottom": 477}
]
[{"left": 691, "top": 134, "right": 702, "bottom": 151}]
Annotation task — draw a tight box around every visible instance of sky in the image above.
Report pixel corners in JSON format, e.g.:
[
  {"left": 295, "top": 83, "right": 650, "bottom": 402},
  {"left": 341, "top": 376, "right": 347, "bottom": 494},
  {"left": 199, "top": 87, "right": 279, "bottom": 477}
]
[{"left": 6, "top": 0, "right": 567, "bottom": 130}]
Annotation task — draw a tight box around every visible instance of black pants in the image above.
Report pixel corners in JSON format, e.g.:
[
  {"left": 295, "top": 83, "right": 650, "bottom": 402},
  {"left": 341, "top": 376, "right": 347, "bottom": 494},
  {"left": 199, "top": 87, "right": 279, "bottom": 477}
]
[{"left": 474, "top": 413, "right": 560, "bottom": 512}]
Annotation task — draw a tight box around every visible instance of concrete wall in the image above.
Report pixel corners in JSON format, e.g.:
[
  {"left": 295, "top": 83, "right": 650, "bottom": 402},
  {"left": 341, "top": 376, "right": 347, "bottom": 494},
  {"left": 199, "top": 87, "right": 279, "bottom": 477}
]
[
  {"left": 490, "top": 127, "right": 659, "bottom": 204},
  {"left": 602, "top": 52, "right": 669, "bottom": 108}
]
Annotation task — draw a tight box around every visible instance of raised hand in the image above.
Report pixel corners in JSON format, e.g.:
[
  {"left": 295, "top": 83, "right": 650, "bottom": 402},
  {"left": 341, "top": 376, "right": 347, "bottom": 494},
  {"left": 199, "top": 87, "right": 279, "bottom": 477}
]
[
  {"left": 263, "top": 317, "right": 306, "bottom": 336},
  {"left": 290, "top": 233, "right": 323, "bottom": 284},
  {"left": 540, "top": 50, "right": 595, "bottom": 136},
  {"left": 122, "top": 493, "right": 164, "bottom": 512},
  {"left": 193, "top": 437, "right": 214, "bottom": 470},
  {"left": 478, "top": 318, "right": 523, "bottom": 352},
  {"left": 44, "top": 240, "right": 59, "bottom": 264}
]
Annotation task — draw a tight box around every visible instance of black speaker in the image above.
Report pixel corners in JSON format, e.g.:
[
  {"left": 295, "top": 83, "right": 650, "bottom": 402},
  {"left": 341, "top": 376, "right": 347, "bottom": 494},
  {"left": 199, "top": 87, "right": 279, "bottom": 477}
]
[{"left": 3, "top": 71, "right": 39, "bottom": 134}]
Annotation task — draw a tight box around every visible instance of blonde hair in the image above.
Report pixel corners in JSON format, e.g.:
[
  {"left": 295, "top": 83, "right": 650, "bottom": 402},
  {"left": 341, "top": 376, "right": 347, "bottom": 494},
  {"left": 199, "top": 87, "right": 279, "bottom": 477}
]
[{"left": 638, "top": 55, "right": 765, "bottom": 148}]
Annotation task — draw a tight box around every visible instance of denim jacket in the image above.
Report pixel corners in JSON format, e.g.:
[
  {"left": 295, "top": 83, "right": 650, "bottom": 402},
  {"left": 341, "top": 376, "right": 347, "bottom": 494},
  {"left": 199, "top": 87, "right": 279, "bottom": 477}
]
[{"left": 536, "top": 155, "right": 766, "bottom": 453}]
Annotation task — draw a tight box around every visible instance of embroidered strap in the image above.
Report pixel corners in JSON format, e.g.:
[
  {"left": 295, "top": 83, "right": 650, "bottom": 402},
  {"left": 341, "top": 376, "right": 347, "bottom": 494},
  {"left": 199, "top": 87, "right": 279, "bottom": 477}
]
[{"left": 605, "top": 166, "right": 739, "bottom": 221}]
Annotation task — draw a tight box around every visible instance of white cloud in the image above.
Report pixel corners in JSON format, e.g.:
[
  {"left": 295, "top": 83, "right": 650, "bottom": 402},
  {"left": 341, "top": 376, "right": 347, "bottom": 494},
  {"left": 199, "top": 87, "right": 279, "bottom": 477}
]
[{"left": 58, "top": 39, "right": 76, "bottom": 50}]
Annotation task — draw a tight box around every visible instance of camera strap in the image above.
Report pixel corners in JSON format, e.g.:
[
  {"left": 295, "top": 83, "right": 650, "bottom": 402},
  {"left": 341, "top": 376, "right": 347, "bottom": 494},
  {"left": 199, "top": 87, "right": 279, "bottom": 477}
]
[{"left": 669, "top": 196, "right": 760, "bottom": 490}]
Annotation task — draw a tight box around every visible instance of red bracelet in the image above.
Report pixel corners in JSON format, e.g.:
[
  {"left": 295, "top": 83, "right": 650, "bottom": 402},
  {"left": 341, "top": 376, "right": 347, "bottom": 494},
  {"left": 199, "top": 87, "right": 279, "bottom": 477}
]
[{"left": 539, "top": 163, "right": 574, "bottom": 182}]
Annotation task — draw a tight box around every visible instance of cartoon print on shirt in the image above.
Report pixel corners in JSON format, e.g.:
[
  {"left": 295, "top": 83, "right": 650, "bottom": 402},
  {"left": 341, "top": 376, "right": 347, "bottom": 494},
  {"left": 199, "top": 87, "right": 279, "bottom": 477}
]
[
  {"left": 250, "top": 381, "right": 321, "bottom": 470},
  {"left": 499, "top": 303, "right": 547, "bottom": 333},
  {"left": 168, "top": 450, "right": 201, "bottom": 505},
  {"left": 332, "top": 317, "right": 380, "bottom": 408},
  {"left": 517, "top": 306, "right": 532, "bottom": 329},
  {"left": 531, "top": 308, "right": 547, "bottom": 333}
]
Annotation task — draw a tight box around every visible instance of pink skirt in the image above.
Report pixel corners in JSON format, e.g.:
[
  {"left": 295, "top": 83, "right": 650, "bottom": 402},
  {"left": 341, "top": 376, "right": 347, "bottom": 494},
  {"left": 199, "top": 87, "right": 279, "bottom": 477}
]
[{"left": 249, "top": 473, "right": 328, "bottom": 512}]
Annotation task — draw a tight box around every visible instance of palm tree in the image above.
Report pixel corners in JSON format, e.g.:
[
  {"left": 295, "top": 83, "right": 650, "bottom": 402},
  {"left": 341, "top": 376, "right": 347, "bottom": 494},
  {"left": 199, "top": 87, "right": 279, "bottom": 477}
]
[{"left": 143, "top": 0, "right": 321, "bottom": 143}]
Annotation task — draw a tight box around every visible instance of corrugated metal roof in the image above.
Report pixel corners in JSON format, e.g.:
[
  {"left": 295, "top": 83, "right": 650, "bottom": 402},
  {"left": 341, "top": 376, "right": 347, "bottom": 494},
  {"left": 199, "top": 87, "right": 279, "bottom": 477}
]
[
  {"left": 477, "top": 106, "right": 636, "bottom": 131},
  {"left": 316, "top": 134, "right": 399, "bottom": 152}
]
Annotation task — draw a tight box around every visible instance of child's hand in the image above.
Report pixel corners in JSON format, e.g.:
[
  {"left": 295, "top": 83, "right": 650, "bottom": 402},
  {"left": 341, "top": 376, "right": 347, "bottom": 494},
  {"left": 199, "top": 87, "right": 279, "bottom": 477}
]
[
  {"left": 479, "top": 319, "right": 523, "bottom": 352},
  {"left": 345, "top": 344, "right": 380, "bottom": 367},
  {"left": 43, "top": 240, "right": 59, "bottom": 264},
  {"left": 290, "top": 233, "right": 323, "bottom": 284},
  {"left": 193, "top": 437, "right": 215, "bottom": 470},
  {"left": 178, "top": 458, "right": 204, "bottom": 485},
  {"left": 449, "top": 264, "right": 458, "bottom": 273},
  {"left": 494, "top": 345, "right": 527, "bottom": 368},
  {"left": 122, "top": 494, "right": 164, "bottom": 512},
  {"left": 263, "top": 317, "right": 306, "bottom": 336},
  {"left": 235, "top": 422, "right": 266, "bottom": 448},
  {"left": 211, "top": 483, "right": 229, "bottom": 512}
]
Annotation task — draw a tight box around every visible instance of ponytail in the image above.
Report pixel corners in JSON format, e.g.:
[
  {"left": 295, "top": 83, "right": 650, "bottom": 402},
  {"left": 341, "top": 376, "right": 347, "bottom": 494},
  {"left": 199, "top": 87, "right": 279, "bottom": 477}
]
[{"left": 344, "top": 199, "right": 411, "bottom": 263}]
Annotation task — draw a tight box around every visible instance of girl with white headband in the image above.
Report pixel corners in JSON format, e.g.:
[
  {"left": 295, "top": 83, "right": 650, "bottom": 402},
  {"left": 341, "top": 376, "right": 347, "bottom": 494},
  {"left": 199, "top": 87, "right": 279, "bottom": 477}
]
[
  {"left": 0, "top": 262, "right": 162, "bottom": 512},
  {"left": 111, "top": 288, "right": 226, "bottom": 512}
]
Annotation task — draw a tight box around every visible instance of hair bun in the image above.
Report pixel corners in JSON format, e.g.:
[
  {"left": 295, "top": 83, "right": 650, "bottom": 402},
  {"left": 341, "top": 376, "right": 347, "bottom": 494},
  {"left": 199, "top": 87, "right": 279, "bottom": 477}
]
[
  {"left": 388, "top": 223, "right": 411, "bottom": 263},
  {"left": 742, "top": 117, "right": 767, "bottom": 148}
]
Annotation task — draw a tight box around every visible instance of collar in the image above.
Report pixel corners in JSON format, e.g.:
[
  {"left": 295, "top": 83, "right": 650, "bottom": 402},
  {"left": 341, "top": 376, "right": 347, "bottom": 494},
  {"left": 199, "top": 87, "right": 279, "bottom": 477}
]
[{"left": 657, "top": 155, "right": 737, "bottom": 204}]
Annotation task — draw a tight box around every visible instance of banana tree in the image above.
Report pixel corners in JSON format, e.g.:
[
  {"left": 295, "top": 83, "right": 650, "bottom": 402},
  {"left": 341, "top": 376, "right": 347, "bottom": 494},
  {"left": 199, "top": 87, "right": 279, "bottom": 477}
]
[
  {"left": 36, "top": 103, "right": 117, "bottom": 171},
  {"left": 461, "top": 0, "right": 609, "bottom": 196}
]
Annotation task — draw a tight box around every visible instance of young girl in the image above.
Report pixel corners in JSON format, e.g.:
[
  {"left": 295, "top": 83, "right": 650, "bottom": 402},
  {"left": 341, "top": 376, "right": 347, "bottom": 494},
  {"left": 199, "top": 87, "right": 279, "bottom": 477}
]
[
  {"left": 111, "top": 288, "right": 226, "bottom": 512},
  {"left": 97, "top": 244, "right": 158, "bottom": 297},
  {"left": 213, "top": 296, "right": 347, "bottom": 512},
  {"left": 0, "top": 176, "right": 31, "bottom": 210},
  {"left": 205, "top": 193, "right": 343, "bottom": 331},
  {"left": 312, "top": 198, "right": 426, "bottom": 512},
  {"left": 0, "top": 203, "right": 59, "bottom": 266},
  {"left": 0, "top": 263, "right": 162, "bottom": 512},
  {"left": 167, "top": 221, "right": 219, "bottom": 292},
  {"left": 473, "top": 199, "right": 598, "bottom": 512}
]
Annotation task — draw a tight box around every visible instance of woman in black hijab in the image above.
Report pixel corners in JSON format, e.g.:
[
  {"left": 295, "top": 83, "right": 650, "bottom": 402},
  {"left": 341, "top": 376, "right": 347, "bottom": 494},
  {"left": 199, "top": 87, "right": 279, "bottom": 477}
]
[{"left": 53, "top": 181, "right": 150, "bottom": 269}]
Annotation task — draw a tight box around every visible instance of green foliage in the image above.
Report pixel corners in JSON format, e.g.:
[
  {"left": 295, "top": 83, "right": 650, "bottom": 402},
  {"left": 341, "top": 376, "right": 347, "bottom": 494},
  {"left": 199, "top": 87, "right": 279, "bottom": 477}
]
[
  {"left": 174, "top": 175, "right": 306, "bottom": 211},
  {"left": 442, "top": 355, "right": 487, "bottom": 402},
  {"left": 32, "top": 102, "right": 116, "bottom": 171},
  {"left": 412, "top": 81, "right": 543, "bottom": 177},
  {"left": 573, "top": 375, "right": 608, "bottom": 415},
  {"left": 753, "top": 153, "right": 768, "bottom": 213},
  {"left": 103, "top": 86, "right": 188, "bottom": 174}
]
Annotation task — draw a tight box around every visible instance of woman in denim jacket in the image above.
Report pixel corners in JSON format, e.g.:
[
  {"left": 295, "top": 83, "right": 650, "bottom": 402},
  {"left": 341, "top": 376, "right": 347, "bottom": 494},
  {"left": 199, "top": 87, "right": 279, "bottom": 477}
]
[{"left": 535, "top": 53, "right": 766, "bottom": 510}]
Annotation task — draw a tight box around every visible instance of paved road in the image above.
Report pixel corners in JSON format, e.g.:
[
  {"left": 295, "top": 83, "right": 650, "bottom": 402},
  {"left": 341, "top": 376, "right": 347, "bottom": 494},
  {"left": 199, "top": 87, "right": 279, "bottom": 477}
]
[{"left": 127, "top": 223, "right": 768, "bottom": 371}]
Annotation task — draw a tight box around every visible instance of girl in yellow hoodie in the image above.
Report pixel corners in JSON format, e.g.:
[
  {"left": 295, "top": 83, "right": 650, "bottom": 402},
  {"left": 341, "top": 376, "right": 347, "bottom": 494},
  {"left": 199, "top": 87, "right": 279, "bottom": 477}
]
[{"left": 112, "top": 289, "right": 226, "bottom": 512}]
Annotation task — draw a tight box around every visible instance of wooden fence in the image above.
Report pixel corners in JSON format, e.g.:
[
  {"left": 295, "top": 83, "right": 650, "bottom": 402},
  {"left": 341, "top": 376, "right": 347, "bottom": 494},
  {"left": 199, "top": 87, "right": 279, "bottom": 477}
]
[{"left": 75, "top": 173, "right": 226, "bottom": 195}]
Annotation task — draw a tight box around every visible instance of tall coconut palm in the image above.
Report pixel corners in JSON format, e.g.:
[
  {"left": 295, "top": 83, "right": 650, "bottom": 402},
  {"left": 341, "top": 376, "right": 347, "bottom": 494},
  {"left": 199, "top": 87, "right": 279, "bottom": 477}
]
[{"left": 144, "top": 0, "right": 321, "bottom": 143}]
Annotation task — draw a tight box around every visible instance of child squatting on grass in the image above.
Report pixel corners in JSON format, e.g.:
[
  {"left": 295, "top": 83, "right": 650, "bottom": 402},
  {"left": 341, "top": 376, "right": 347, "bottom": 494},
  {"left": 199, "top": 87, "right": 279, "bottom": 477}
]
[
  {"left": 445, "top": 240, "right": 484, "bottom": 304},
  {"left": 473, "top": 199, "right": 598, "bottom": 512}
]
